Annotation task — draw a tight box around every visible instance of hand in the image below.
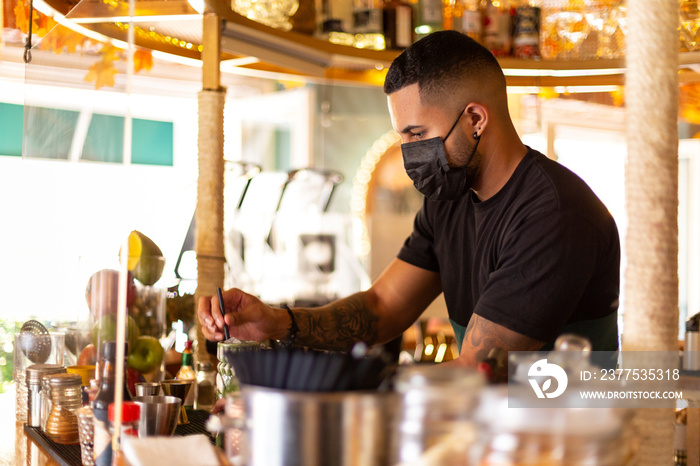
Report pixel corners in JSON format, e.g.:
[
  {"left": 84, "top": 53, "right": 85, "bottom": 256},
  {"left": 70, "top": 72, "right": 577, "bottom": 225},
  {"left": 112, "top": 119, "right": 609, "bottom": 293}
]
[{"left": 197, "top": 288, "right": 288, "bottom": 342}]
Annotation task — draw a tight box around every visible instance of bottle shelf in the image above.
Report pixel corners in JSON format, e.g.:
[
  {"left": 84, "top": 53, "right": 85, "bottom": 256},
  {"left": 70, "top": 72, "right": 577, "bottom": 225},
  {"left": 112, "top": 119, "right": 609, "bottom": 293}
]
[{"left": 39, "top": 0, "right": 700, "bottom": 88}]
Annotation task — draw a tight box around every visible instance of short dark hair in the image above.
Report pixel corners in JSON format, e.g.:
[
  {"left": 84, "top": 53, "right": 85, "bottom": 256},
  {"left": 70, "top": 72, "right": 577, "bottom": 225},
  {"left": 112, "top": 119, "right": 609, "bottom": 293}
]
[{"left": 383, "top": 31, "right": 505, "bottom": 103}]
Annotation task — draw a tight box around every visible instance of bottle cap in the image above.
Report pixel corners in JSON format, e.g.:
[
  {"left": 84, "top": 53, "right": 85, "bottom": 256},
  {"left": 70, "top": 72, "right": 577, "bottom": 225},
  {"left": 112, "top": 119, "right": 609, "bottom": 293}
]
[
  {"left": 184, "top": 340, "right": 192, "bottom": 351},
  {"left": 197, "top": 361, "right": 213, "bottom": 372},
  {"left": 102, "top": 341, "right": 130, "bottom": 360},
  {"left": 109, "top": 401, "right": 141, "bottom": 423}
]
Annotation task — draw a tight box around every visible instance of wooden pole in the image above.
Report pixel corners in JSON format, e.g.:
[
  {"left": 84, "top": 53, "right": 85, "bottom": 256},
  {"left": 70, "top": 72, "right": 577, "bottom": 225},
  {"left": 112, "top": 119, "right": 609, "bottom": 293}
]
[
  {"left": 623, "top": 0, "right": 679, "bottom": 462},
  {"left": 195, "top": 9, "right": 226, "bottom": 365}
]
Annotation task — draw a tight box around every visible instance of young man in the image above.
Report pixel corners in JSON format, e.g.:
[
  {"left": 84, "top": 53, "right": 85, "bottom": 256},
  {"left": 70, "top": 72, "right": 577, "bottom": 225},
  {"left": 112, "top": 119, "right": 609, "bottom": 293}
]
[{"left": 198, "top": 31, "right": 620, "bottom": 367}]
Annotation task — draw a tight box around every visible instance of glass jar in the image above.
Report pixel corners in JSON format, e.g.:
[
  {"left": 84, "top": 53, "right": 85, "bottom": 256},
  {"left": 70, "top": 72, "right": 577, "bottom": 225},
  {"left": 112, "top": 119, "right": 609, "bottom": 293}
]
[
  {"left": 195, "top": 361, "right": 217, "bottom": 412},
  {"left": 76, "top": 406, "right": 96, "bottom": 466},
  {"left": 472, "top": 386, "right": 631, "bottom": 465},
  {"left": 25, "top": 364, "right": 66, "bottom": 428},
  {"left": 44, "top": 373, "right": 83, "bottom": 444},
  {"left": 391, "top": 365, "right": 485, "bottom": 464}
]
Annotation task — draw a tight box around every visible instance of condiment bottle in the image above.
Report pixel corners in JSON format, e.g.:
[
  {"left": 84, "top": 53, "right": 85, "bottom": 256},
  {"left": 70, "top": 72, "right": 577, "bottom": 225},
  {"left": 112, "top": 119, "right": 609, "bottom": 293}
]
[
  {"left": 176, "top": 340, "right": 196, "bottom": 408},
  {"left": 476, "top": 347, "right": 508, "bottom": 383},
  {"left": 108, "top": 401, "right": 140, "bottom": 466},
  {"left": 683, "top": 312, "right": 700, "bottom": 371},
  {"left": 194, "top": 361, "right": 217, "bottom": 412},
  {"left": 92, "top": 341, "right": 133, "bottom": 466},
  {"left": 44, "top": 373, "right": 83, "bottom": 444}
]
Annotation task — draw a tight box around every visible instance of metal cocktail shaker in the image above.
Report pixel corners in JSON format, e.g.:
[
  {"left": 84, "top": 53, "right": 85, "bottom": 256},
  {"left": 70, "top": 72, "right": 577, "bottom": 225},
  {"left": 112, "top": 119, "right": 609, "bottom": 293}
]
[{"left": 683, "top": 313, "right": 700, "bottom": 371}]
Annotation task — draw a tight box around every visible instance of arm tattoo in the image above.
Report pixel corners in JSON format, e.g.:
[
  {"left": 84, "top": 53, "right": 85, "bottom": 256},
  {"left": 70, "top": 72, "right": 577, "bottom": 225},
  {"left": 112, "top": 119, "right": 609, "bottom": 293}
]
[
  {"left": 463, "top": 314, "right": 544, "bottom": 365},
  {"left": 292, "top": 293, "right": 380, "bottom": 351}
]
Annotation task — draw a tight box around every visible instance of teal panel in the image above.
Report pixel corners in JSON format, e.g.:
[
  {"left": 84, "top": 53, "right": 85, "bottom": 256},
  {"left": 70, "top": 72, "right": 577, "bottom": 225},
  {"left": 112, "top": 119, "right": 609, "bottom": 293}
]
[
  {"left": 131, "top": 118, "right": 173, "bottom": 166},
  {"left": 82, "top": 114, "right": 124, "bottom": 163},
  {"left": 0, "top": 103, "right": 23, "bottom": 157}
]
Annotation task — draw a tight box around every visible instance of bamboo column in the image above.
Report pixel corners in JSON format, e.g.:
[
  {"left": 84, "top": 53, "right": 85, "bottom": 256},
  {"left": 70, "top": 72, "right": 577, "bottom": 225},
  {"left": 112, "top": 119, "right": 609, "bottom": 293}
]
[
  {"left": 195, "top": 10, "right": 226, "bottom": 364},
  {"left": 623, "top": 0, "right": 679, "bottom": 462}
]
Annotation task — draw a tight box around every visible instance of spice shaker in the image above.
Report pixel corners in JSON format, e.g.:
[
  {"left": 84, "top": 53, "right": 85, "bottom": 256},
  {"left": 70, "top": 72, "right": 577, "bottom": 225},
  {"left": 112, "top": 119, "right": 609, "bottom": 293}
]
[
  {"left": 25, "top": 364, "right": 66, "bottom": 428},
  {"left": 44, "top": 372, "right": 83, "bottom": 444},
  {"left": 194, "top": 361, "right": 217, "bottom": 412}
]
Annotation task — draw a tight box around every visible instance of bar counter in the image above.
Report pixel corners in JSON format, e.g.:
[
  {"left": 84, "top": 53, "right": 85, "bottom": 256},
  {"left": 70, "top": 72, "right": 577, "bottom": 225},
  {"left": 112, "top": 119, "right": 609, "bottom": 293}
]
[{"left": 13, "top": 409, "right": 223, "bottom": 466}]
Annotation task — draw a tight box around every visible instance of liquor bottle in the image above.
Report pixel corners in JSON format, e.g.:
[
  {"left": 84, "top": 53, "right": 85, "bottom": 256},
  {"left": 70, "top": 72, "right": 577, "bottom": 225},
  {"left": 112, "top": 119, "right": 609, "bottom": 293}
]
[
  {"left": 92, "top": 341, "right": 132, "bottom": 466},
  {"left": 454, "top": 0, "right": 483, "bottom": 42},
  {"left": 353, "top": 0, "right": 386, "bottom": 50},
  {"left": 411, "top": 0, "right": 443, "bottom": 39},
  {"left": 383, "top": 0, "right": 415, "bottom": 50},
  {"left": 512, "top": 0, "right": 540, "bottom": 58},
  {"left": 317, "top": 0, "right": 355, "bottom": 45},
  {"left": 482, "top": 0, "right": 513, "bottom": 56},
  {"left": 176, "top": 340, "right": 196, "bottom": 408},
  {"left": 291, "top": 0, "right": 316, "bottom": 35}
]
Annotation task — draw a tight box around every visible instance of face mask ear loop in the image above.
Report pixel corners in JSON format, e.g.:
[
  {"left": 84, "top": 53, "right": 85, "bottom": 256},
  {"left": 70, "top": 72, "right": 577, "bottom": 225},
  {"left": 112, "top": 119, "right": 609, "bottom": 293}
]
[
  {"left": 465, "top": 131, "right": 481, "bottom": 168},
  {"left": 442, "top": 106, "right": 468, "bottom": 143}
]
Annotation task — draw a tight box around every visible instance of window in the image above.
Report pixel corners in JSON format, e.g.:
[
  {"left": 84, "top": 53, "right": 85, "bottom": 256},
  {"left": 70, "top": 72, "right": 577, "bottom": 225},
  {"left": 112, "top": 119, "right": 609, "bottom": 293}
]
[
  {"left": 82, "top": 114, "right": 125, "bottom": 163},
  {"left": 0, "top": 102, "right": 173, "bottom": 166},
  {"left": 132, "top": 118, "right": 173, "bottom": 166},
  {"left": 0, "top": 103, "right": 23, "bottom": 156}
]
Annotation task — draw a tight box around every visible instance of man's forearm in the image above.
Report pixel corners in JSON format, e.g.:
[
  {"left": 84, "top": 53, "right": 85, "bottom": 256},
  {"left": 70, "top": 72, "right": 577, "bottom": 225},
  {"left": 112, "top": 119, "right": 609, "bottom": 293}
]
[{"left": 291, "top": 292, "right": 380, "bottom": 351}]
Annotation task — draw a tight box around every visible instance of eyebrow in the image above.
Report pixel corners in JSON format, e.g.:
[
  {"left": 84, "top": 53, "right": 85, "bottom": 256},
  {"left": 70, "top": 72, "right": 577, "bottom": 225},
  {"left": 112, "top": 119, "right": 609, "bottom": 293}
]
[{"left": 400, "top": 125, "right": 423, "bottom": 134}]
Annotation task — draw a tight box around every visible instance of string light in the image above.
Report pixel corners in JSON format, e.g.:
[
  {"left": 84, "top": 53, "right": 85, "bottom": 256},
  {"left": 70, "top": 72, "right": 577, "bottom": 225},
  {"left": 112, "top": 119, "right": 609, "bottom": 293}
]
[{"left": 114, "top": 22, "right": 198, "bottom": 51}]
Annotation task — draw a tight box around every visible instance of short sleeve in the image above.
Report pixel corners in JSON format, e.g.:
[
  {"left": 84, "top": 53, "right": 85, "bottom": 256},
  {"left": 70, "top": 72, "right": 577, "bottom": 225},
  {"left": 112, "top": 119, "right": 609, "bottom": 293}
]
[
  {"left": 397, "top": 199, "right": 440, "bottom": 273},
  {"left": 474, "top": 210, "right": 613, "bottom": 342}
]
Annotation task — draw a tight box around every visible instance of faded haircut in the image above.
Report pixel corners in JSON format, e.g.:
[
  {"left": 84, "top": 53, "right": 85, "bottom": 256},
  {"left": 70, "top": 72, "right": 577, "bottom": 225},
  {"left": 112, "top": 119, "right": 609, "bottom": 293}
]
[{"left": 383, "top": 31, "right": 506, "bottom": 104}]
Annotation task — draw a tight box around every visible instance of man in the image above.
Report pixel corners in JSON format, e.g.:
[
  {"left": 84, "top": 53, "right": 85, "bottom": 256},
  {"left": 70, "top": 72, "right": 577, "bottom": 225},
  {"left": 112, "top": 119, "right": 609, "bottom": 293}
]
[{"left": 198, "top": 31, "right": 620, "bottom": 367}]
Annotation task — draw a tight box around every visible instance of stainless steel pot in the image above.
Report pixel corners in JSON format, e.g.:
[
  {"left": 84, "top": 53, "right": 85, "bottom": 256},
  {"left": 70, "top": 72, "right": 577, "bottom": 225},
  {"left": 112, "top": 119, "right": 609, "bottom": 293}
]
[{"left": 241, "top": 385, "right": 397, "bottom": 466}]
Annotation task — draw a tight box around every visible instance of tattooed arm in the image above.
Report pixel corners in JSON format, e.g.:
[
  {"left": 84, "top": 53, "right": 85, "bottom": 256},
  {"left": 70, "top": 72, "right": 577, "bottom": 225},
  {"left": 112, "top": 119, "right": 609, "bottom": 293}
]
[
  {"left": 198, "top": 258, "right": 442, "bottom": 351},
  {"left": 445, "top": 313, "right": 544, "bottom": 368}
]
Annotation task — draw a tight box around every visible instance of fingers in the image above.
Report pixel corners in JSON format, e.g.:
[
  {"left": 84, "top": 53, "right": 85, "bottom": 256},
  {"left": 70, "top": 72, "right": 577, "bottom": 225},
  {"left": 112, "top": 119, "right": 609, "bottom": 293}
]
[
  {"left": 197, "top": 295, "right": 222, "bottom": 341},
  {"left": 211, "top": 396, "right": 226, "bottom": 414},
  {"left": 197, "top": 288, "right": 252, "bottom": 341}
]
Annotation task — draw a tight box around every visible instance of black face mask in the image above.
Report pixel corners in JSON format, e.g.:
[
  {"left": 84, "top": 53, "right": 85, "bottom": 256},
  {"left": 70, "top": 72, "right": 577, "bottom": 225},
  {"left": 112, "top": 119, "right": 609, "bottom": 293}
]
[{"left": 401, "top": 108, "right": 480, "bottom": 201}]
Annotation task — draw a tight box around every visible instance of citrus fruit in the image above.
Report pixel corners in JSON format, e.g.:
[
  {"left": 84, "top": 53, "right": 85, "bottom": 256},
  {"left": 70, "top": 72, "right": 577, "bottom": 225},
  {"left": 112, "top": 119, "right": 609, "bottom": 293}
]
[{"left": 121, "top": 230, "right": 165, "bottom": 286}]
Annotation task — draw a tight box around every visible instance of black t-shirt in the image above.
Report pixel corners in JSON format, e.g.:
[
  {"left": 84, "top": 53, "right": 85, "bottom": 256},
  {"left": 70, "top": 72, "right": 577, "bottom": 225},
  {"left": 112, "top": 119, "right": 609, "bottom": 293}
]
[{"left": 397, "top": 148, "right": 620, "bottom": 351}]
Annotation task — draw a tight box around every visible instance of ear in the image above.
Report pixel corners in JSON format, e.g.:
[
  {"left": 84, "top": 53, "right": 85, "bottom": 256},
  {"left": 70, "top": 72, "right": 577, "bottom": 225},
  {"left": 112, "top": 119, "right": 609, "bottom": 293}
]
[{"left": 464, "top": 103, "right": 487, "bottom": 138}]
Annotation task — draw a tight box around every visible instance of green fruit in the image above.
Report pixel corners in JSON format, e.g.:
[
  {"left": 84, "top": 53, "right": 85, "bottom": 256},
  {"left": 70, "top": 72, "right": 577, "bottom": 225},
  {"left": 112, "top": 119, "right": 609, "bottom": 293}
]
[
  {"left": 92, "top": 314, "right": 139, "bottom": 352},
  {"left": 127, "top": 336, "right": 164, "bottom": 373}
]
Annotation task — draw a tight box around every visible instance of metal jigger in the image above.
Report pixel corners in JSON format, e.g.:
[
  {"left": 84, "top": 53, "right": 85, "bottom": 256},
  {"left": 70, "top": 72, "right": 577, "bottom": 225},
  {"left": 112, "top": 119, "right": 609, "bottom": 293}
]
[{"left": 161, "top": 379, "right": 193, "bottom": 425}]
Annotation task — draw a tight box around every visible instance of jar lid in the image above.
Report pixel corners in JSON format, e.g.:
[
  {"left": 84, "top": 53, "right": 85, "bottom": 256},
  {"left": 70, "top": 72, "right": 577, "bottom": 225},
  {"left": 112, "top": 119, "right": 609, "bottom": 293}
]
[
  {"left": 394, "top": 364, "right": 484, "bottom": 393},
  {"left": 47, "top": 373, "right": 83, "bottom": 387},
  {"left": 109, "top": 401, "right": 141, "bottom": 423},
  {"left": 26, "top": 364, "right": 66, "bottom": 385}
]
